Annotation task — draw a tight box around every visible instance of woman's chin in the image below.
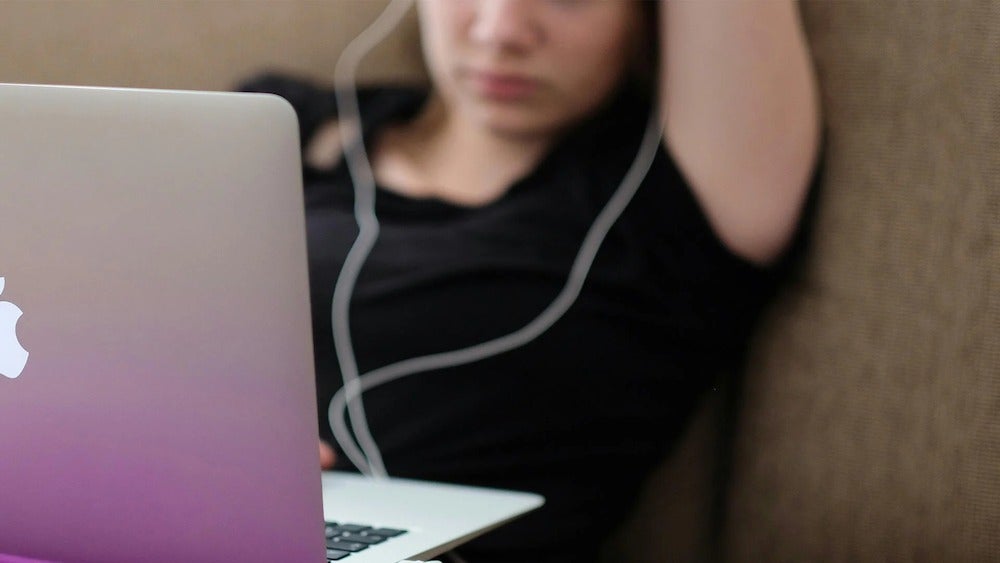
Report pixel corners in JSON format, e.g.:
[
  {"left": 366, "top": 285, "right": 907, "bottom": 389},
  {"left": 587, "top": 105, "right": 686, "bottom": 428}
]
[{"left": 467, "top": 107, "right": 563, "bottom": 141}]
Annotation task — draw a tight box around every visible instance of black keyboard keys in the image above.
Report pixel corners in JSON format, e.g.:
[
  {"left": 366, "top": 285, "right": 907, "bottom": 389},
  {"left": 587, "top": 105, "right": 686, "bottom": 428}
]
[
  {"left": 331, "top": 523, "right": 372, "bottom": 533},
  {"left": 369, "top": 527, "right": 406, "bottom": 538},
  {"left": 322, "top": 521, "right": 409, "bottom": 560},
  {"left": 340, "top": 532, "right": 385, "bottom": 545},
  {"left": 326, "top": 538, "right": 368, "bottom": 552}
]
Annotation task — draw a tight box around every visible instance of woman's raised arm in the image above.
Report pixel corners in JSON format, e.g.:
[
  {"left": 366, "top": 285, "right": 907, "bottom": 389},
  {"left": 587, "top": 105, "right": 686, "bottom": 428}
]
[{"left": 658, "top": 0, "right": 822, "bottom": 266}]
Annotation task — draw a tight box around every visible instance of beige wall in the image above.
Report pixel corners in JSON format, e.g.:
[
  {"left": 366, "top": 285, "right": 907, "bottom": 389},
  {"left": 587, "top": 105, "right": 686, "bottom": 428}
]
[{"left": 0, "top": 0, "right": 427, "bottom": 91}]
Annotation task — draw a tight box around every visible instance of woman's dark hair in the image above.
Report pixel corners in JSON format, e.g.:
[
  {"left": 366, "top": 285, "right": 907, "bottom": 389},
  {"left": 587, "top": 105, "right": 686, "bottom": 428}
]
[{"left": 629, "top": 1, "right": 661, "bottom": 101}]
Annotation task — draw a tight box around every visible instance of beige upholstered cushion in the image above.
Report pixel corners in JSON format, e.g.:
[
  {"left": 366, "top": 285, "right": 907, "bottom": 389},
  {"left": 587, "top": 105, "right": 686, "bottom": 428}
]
[
  {"left": 725, "top": 1, "right": 999, "bottom": 561},
  {"left": 0, "top": 0, "right": 425, "bottom": 90}
]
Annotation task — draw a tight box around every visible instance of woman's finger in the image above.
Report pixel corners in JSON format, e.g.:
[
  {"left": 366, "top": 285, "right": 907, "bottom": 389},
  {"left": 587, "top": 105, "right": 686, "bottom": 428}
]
[{"left": 319, "top": 440, "right": 336, "bottom": 469}]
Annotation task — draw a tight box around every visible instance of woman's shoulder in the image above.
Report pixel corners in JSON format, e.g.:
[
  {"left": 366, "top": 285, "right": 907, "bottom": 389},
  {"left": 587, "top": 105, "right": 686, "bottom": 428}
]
[
  {"left": 236, "top": 72, "right": 427, "bottom": 168},
  {"left": 237, "top": 73, "right": 424, "bottom": 139},
  {"left": 567, "top": 86, "right": 816, "bottom": 283}
]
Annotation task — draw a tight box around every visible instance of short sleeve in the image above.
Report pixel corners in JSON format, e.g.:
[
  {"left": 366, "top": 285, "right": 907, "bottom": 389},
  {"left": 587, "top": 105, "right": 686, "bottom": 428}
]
[
  {"left": 601, "top": 123, "right": 828, "bottom": 354},
  {"left": 634, "top": 124, "right": 827, "bottom": 285}
]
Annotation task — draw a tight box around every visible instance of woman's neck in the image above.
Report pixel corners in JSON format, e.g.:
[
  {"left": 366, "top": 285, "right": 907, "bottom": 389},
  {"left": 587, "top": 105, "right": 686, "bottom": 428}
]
[{"left": 372, "top": 91, "right": 556, "bottom": 207}]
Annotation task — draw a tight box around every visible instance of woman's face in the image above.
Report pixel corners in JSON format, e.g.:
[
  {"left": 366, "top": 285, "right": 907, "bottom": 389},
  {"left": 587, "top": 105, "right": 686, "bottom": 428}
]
[{"left": 416, "top": 0, "right": 644, "bottom": 139}]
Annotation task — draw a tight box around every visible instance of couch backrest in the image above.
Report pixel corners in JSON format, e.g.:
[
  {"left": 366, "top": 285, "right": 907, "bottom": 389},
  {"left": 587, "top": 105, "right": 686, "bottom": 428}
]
[
  {"left": 0, "top": 0, "right": 425, "bottom": 90},
  {"left": 725, "top": 1, "right": 999, "bottom": 561}
]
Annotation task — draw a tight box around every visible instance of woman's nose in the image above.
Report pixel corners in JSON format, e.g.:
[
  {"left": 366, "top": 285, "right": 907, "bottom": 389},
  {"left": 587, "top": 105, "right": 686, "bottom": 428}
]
[{"left": 469, "top": 0, "right": 542, "bottom": 53}]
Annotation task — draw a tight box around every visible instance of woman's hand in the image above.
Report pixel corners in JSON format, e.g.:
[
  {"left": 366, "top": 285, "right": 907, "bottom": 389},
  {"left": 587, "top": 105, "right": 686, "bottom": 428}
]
[{"left": 320, "top": 440, "right": 336, "bottom": 470}]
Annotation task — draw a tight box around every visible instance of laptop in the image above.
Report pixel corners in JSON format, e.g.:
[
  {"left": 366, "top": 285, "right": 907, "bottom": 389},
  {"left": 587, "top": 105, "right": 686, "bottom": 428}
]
[{"left": 0, "top": 83, "right": 543, "bottom": 563}]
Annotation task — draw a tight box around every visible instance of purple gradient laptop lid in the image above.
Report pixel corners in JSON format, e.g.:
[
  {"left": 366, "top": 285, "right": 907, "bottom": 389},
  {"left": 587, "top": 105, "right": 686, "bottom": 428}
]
[{"left": 0, "top": 83, "right": 326, "bottom": 563}]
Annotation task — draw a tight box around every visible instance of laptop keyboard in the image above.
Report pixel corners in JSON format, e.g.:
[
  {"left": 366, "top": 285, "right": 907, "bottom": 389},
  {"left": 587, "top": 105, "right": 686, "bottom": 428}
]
[{"left": 324, "top": 521, "right": 408, "bottom": 561}]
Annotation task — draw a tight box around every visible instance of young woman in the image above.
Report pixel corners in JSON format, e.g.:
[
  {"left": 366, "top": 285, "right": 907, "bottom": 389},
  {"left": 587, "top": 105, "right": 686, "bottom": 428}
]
[{"left": 243, "top": 1, "right": 823, "bottom": 561}]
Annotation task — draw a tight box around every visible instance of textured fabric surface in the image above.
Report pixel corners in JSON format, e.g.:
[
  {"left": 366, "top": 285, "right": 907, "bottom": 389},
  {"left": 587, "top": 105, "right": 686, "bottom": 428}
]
[
  {"left": 725, "top": 1, "right": 999, "bottom": 561},
  {"left": 0, "top": 0, "right": 426, "bottom": 90}
]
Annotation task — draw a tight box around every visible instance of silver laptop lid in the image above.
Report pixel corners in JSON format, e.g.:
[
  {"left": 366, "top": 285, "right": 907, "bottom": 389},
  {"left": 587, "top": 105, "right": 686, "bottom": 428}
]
[{"left": 0, "top": 83, "right": 325, "bottom": 563}]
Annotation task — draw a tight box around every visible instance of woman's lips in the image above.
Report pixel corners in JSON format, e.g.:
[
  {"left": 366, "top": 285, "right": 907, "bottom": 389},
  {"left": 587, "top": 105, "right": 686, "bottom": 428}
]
[{"left": 465, "top": 70, "right": 540, "bottom": 101}]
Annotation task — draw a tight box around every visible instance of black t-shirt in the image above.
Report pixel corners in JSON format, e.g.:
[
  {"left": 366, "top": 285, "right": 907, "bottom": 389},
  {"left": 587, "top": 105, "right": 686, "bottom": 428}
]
[{"left": 241, "top": 74, "right": 820, "bottom": 563}]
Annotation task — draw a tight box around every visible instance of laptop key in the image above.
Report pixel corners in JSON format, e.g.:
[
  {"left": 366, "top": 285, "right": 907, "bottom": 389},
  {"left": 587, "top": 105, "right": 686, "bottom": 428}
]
[
  {"left": 334, "top": 524, "right": 373, "bottom": 533},
  {"left": 326, "top": 539, "right": 368, "bottom": 552},
  {"left": 369, "top": 527, "right": 407, "bottom": 537},
  {"left": 325, "top": 525, "right": 364, "bottom": 537},
  {"left": 341, "top": 533, "right": 384, "bottom": 544},
  {"left": 326, "top": 548, "right": 351, "bottom": 560}
]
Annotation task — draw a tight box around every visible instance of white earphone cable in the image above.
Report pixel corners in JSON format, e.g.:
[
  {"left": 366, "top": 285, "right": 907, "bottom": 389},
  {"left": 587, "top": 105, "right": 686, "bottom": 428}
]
[
  {"left": 329, "top": 0, "right": 662, "bottom": 479},
  {"left": 331, "top": 0, "right": 416, "bottom": 478}
]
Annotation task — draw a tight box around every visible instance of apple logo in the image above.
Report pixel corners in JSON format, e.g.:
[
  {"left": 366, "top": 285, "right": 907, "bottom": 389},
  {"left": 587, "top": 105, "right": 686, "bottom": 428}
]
[{"left": 0, "top": 277, "right": 29, "bottom": 379}]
